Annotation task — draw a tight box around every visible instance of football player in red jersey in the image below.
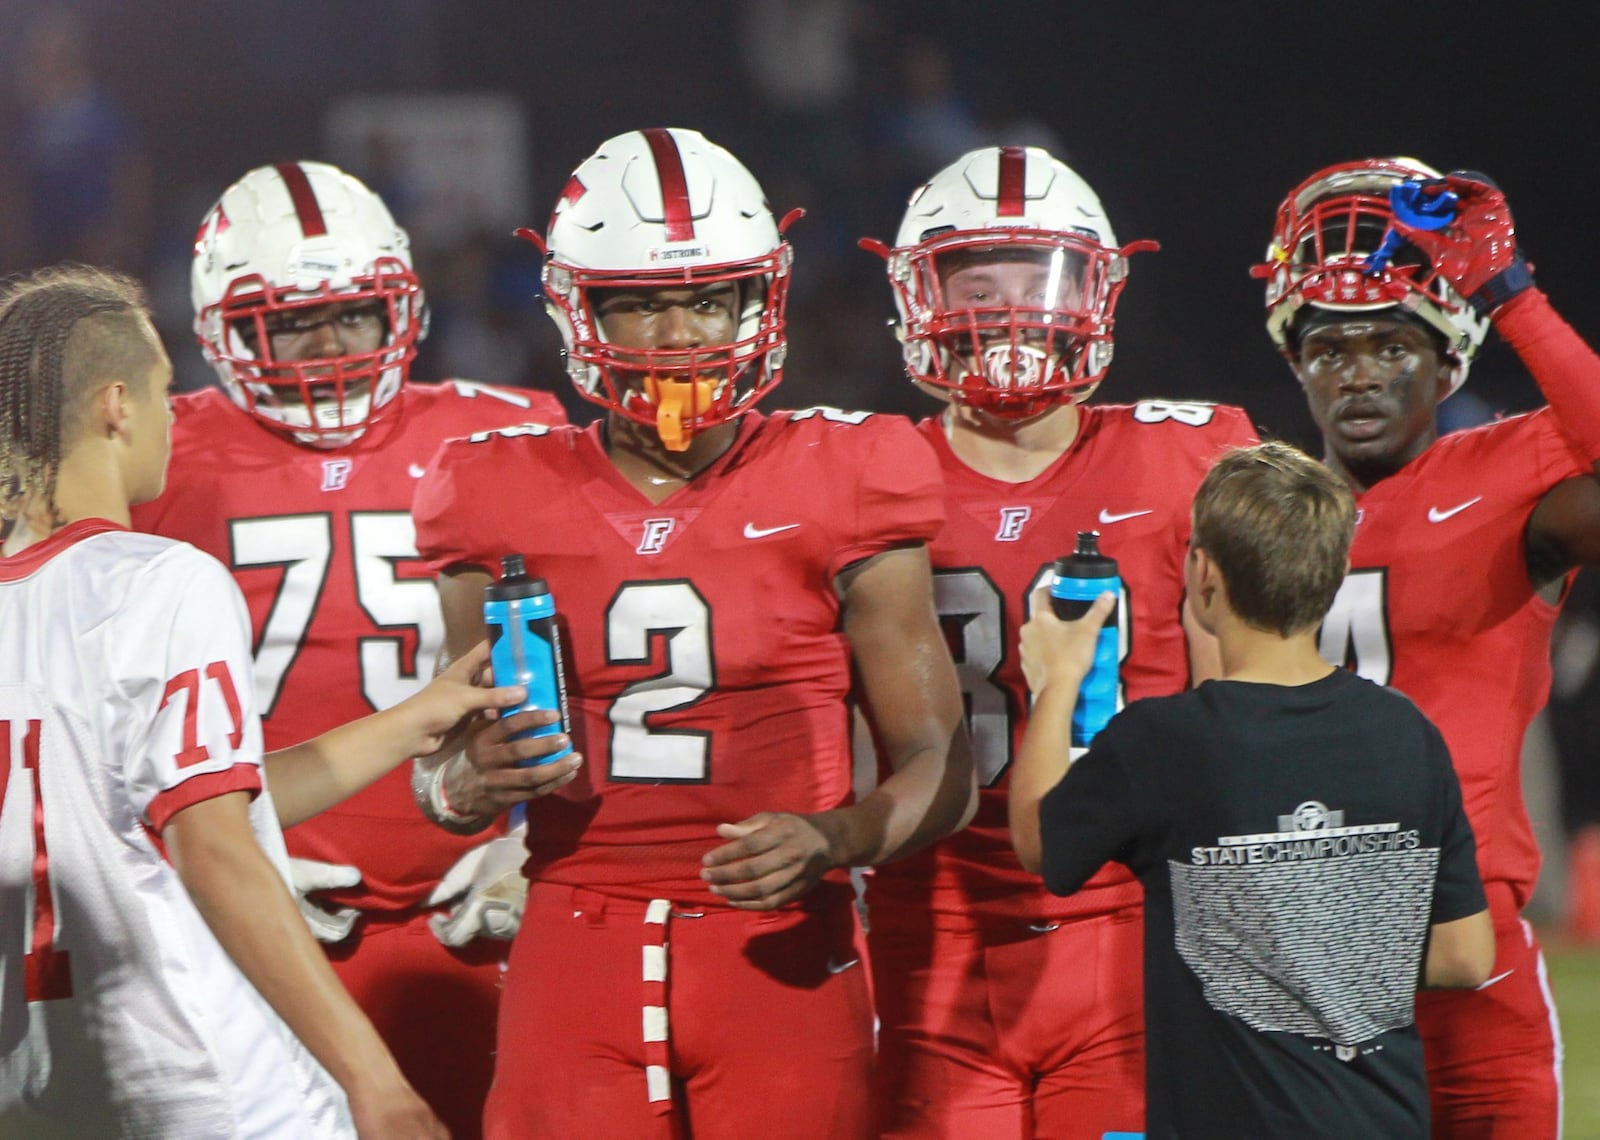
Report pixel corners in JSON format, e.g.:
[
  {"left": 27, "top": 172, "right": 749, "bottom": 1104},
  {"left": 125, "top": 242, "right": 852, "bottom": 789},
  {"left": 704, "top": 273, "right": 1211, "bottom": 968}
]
[
  {"left": 858, "top": 147, "right": 1258, "bottom": 1139},
  {"left": 411, "top": 127, "right": 975, "bottom": 1140},
  {"left": 131, "top": 161, "right": 567, "bottom": 1140},
  {"left": 1256, "top": 157, "right": 1600, "bottom": 1138}
]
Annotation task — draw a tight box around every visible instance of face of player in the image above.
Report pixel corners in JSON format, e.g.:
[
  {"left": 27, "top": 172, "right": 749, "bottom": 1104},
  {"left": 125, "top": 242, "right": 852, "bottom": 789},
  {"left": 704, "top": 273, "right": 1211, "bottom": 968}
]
[
  {"left": 243, "top": 298, "right": 387, "bottom": 408},
  {"left": 594, "top": 282, "right": 741, "bottom": 373},
  {"left": 934, "top": 248, "right": 1090, "bottom": 416},
  {"left": 940, "top": 252, "right": 1082, "bottom": 316},
  {"left": 1291, "top": 312, "right": 1451, "bottom": 483}
]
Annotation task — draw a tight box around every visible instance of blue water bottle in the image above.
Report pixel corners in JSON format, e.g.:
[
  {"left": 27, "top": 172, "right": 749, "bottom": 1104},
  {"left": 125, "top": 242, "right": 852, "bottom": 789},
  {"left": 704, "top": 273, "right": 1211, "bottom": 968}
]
[
  {"left": 1049, "top": 531, "right": 1123, "bottom": 748},
  {"left": 483, "top": 554, "right": 571, "bottom": 765}
]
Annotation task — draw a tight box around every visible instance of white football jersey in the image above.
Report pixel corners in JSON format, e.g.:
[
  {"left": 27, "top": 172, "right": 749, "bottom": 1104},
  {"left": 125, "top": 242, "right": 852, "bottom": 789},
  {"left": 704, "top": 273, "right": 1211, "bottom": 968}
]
[{"left": 0, "top": 520, "right": 353, "bottom": 1139}]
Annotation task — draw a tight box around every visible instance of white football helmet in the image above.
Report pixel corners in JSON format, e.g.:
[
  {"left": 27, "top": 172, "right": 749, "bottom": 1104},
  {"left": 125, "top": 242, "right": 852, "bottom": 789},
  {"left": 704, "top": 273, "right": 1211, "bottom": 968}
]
[
  {"left": 192, "top": 161, "right": 425, "bottom": 447},
  {"left": 866, "top": 146, "right": 1157, "bottom": 418},
  {"left": 1253, "top": 157, "right": 1489, "bottom": 394},
  {"left": 524, "top": 127, "right": 795, "bottom": 451}
]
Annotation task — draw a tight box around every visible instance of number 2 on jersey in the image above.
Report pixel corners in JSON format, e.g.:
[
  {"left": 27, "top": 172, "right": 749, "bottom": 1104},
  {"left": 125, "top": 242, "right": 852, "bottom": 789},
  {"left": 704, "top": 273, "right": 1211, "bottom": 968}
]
[{"left": 606, "top": 581, "right": 714, "bottom": 782}]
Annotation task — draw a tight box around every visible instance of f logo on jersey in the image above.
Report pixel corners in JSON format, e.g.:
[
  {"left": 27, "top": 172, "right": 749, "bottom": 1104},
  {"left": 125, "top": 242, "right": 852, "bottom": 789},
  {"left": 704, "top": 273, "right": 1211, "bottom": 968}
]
[
  {"left": 637, "top": 518, "right": 675, "bottom": 555},
  {"left": 995, "top": 507, "right": 1032, "bottom": 542},
  {"left": 320, "top": 459, "right": 353, "bottom": 491}
]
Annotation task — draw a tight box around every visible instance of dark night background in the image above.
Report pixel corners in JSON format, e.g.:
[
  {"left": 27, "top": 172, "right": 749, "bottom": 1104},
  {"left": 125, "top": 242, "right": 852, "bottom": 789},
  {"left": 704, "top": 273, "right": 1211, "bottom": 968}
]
[{"left": 4, "top": 0, "right": 1598, "bottom": 452}]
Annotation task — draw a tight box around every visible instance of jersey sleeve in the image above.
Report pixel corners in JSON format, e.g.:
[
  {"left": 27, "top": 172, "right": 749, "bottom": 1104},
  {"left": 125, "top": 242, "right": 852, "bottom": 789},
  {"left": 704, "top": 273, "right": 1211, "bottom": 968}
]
[
  {"left": 828, "top": 413, "right": 945, "bottom": 579},
  {"left": 1219, "top": 404, "right": 1262, "bottom": 450},
  {"left": 439, "top": 379, "right": 570, "bottom": 431},
  {"left": 115, "top": 548, "right": 266, "bottom": 832},
  {"left": 413, "top": 433, "right": 511, "bottom": 576},
  {"left": 1426, "top": 720, "right": 1489, "bottom": 924},
  {"left": 1527, "top": 406, "right": 1599, "bottom": 490},
  {"left": 1038, "top": 715, "right": 1147, "bottom": 896},
  {"left": 1495, "top": 289, "right": 1600, "bottom": 465}
]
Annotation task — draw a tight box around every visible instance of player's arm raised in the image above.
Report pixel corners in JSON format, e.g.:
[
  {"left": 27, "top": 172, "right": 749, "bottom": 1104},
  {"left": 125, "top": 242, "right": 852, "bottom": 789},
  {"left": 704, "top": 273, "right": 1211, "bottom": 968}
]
[
  {"left": 411, "top": 568, "right": 582, "bottom": 831},
  {"left": 165, "top": 792, "right": 445, "bottom": 1139},
  {"left": 1400, "top": 171, "right": 1600, "bottom": 583},
  {"left": 702, "top": 544, "right": 976, "bottom": 910}
]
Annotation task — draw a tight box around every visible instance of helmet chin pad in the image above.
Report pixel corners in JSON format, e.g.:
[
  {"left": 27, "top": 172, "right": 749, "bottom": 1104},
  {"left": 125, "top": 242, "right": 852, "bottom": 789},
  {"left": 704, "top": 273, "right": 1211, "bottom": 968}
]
[
  {"left": 643, "top": 375, "right": 721, "bottom": 452},
  {"left": 949, "top": 342, "right": 1069, "bottom": 419}
]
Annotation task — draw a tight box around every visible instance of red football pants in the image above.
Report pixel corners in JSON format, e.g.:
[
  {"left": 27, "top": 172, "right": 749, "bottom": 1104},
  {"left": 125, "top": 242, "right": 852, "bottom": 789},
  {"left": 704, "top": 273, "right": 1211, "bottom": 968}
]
[
  {"left": 1416, "top": 881, "right": 1562, "bottom": 1139},
  {"left": 871, "top": 905, "right": 1145, "bottom": 1140},
  {"left": 325, "top": 912, "right": 507, "bottom": 1140},
  {"left": 486, "top": 882, "right": 874, "bottom": 1140}
]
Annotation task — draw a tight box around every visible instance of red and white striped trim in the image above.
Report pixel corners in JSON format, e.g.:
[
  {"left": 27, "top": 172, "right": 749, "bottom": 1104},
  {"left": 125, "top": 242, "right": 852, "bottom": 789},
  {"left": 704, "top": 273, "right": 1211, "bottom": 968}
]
[
  {"left": 1525, "top": 918, "right": 1566, "bottom": 1139},
  {"left": 643, "top": 898, "right": 672, "bottom": 1110}
]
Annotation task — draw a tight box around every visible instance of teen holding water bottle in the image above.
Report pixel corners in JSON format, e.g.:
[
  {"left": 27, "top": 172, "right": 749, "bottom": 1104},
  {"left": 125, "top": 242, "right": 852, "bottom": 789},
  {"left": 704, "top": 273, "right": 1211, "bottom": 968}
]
[{"left": 1013, "top": 441, "right": 1493, "bottom": 1139}]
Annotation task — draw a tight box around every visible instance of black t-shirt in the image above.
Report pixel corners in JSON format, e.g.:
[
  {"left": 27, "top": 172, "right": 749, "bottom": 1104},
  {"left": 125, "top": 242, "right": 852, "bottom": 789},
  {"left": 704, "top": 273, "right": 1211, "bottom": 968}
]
[{"left": 1040, "top": 668, "right": 1485, "bottom": 1140}]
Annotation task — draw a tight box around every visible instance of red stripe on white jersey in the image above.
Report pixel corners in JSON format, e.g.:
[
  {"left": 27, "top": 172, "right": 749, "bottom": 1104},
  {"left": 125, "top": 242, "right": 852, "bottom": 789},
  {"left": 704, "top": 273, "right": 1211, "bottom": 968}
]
[
  {"left": 642, "top": 129, "right": 695, "bottom": 242},
  {"left": 275, "top": 162, "right": 329, "bottom": 238},
  {"left": 997, "top": 146, "right": 1027, "bottom": 217}
]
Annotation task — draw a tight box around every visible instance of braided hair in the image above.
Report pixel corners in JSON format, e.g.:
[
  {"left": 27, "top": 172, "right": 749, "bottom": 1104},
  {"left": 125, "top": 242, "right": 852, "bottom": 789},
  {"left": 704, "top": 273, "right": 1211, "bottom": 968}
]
[{"left": 0, "top": 265, "right": 153, "bottom": 526}]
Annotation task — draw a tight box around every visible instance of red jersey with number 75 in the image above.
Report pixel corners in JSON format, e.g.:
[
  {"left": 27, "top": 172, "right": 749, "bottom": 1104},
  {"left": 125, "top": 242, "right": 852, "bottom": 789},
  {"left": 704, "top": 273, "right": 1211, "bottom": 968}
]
[
  {"left": 131, "top": 380, "right": 566, "bottom": 912},
  {"left": 413, "top": 409, "right": 944, "bottom": 907},
  {"left": 1317, "top": 407, "right": 1592, "bottom": 907},
  {"left": 866, "top": 400, "right": 1258, "bottom": 925}
]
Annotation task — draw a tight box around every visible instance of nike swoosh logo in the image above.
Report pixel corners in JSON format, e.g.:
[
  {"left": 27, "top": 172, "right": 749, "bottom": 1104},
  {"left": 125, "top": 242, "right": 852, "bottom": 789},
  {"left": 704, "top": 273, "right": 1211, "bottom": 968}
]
[
  {"left": 826, "top": 956, "right": 860, "bottom": 976},
  {"left": 743, "top": 523, "right": 800, "bottom": 539},
  {"left": 408, "top": 463, "right": 427, "bottom": 478},
  {"left": 1476, "top": 968, "right": 1515, "bottom": 990},
  {"left": 1428, "top": 496, "right": 1483, "bottom": 523},
  {"left": 1098, "top": 509, "right": 1153, "bottom": 525}
]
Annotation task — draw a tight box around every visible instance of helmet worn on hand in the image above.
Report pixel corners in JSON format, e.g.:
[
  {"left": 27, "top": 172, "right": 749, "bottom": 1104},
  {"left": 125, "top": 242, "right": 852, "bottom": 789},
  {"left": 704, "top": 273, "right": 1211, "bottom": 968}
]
[
  {"left": 192, "top": 161, "right": 425, "bottom": 447},
  {"left": 870, "top": 146, "right": 1156, "bottom": 419},
  {"left": 1254, "top": 156, "right": 1489, "bottom": 394}
]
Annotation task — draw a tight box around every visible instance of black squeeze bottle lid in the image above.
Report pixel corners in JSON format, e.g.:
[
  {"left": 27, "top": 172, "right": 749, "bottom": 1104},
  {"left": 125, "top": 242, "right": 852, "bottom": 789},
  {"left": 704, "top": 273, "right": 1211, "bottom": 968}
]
[
  {"left": 1052, "top": 531, "right": 1119, "bottom": 579},
  {"left": 485, "top": 553, "right": 551, "bottom": 600}
]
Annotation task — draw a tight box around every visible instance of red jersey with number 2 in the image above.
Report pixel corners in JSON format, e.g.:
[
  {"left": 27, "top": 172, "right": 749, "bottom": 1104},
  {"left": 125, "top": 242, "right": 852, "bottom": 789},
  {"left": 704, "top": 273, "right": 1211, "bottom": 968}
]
[{"left": 414, "top": 409, "right": 945, "bottom": 907}]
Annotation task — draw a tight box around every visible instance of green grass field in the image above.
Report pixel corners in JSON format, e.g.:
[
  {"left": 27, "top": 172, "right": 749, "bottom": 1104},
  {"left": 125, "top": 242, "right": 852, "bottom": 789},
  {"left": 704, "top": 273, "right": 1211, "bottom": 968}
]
[{"left": 1546, "top": 939, "right": 1600, "bottom": 1137}]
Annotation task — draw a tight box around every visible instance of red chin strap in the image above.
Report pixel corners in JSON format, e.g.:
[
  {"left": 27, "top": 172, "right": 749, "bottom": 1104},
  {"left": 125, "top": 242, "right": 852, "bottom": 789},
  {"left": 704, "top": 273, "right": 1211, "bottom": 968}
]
[{"left": 956, "top": 384, "right": 1070, "bottom": 422}]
